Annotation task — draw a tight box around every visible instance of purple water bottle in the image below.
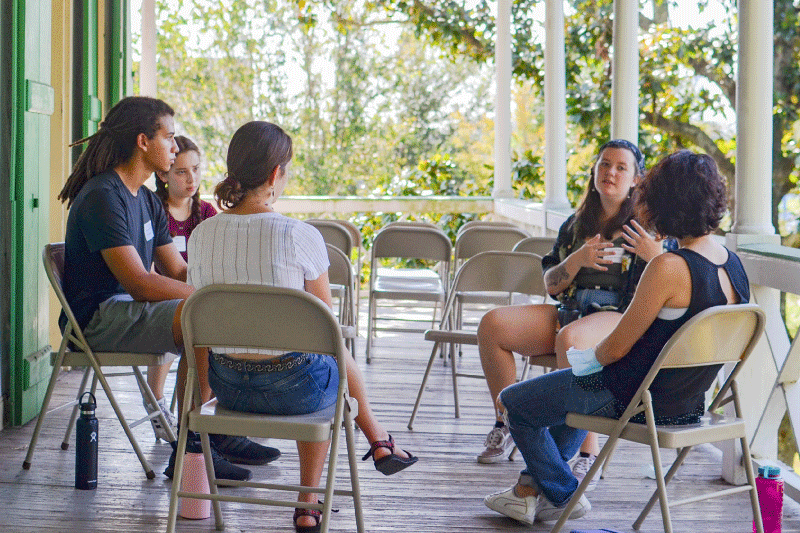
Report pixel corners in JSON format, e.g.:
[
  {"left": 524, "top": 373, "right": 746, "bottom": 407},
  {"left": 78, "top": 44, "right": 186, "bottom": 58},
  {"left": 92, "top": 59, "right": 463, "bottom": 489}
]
[{"left": 753, "top": 465, "right": 783, "bottom": 533}]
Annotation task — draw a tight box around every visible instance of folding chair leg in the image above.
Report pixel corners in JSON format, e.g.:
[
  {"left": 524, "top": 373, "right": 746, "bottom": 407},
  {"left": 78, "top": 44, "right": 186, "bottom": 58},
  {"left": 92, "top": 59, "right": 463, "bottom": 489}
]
[
  {"left": 366, "top": 297, "right": 376, "bottom": 364},
  {"left": 62, "top": 369, "right": 97, "bottom": 449},
  {"left": 22, "top": 350, "right": 71, "bottom": 469},
  {"left": 450, "top": 342, "right": 460, "bottom": 419},
  {"left": 90, "top": 362, "right": 157, "bottom": 479},
  {"left": 741, "top": 435, "right": 763, "bottom": 533},
  {"left": 344, "top": 406, "right": 365, "bottom": 533},
  {"left": 549, "top": 429, "right": 615, "bottom": 533},
  {"left": 633, "top": 444, "right": 690, "bottom": 530},
  {"left": 408, "top": 341, "right": 443, "bottom": 430},
  {"left": 638, "top": 410, "right": 673, "bottom": 533},
  {"left": 133, "top": 365, "right": 176, "bottom": 442}
]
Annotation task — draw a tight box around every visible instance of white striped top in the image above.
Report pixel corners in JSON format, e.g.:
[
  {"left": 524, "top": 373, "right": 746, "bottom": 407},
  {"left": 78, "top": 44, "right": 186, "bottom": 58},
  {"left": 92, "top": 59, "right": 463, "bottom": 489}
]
[{"left": 187, "top": 211, "right": 330, "bottom": 354}]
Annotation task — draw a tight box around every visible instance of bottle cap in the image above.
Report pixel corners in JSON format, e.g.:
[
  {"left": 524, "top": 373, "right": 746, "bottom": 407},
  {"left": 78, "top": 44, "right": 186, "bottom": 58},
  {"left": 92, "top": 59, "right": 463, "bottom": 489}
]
[
  {"left": 79, "top": 391, "right": 97, "bottom": 415},
  {"left": 758, "top": 465, "right": 781, "bottom": 478}
]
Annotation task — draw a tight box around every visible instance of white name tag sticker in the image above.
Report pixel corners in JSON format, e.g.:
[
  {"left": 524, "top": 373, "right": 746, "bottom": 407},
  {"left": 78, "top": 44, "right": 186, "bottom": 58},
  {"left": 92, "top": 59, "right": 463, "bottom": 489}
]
[
  {"left": 143, "top": 220, "right": 154, "bottom": 241},
  {"left": 172, "top": 235, "right": 186, "bottom": 252}
]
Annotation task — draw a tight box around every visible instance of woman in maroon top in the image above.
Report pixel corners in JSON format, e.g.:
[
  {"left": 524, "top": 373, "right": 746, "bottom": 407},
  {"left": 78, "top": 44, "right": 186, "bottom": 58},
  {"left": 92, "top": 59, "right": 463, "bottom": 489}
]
[{"left": 155, "top": 135, "right": 217, "bottom": 262}]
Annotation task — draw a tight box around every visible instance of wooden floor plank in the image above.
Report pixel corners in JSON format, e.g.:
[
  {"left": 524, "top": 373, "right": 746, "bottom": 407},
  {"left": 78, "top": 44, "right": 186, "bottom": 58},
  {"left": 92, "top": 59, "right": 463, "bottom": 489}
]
[{"left": 2, "top": 300, "right": 799, "bottom": 532}]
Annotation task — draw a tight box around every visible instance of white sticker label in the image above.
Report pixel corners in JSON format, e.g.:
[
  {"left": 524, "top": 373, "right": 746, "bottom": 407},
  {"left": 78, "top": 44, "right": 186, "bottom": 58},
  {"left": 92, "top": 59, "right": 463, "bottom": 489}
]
[
  {"left": 143, "top": 220, "right": 154, "bottom": 241},
  {"left": 172, "top": 235, "right": 186, "bottom": 252}
]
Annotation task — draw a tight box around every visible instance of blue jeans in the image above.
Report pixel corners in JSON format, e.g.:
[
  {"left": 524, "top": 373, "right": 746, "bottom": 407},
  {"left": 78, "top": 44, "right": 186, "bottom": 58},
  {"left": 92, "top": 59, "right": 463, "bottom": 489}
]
[
  {"left": 575, "top": 288, "right": 621, "bottom": 315},
  {"left": 208, "top": 352, "right": 339, "bottom": 416},
  {"left": 498, "top": 368, "right": 618, "bottom": 506}
]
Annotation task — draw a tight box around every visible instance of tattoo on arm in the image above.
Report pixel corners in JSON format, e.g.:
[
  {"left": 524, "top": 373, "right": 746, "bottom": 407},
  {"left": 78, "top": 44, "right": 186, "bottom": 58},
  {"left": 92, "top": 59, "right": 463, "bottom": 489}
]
[{"left": 547, "top": 265, "right": 570, "bottom": 289}]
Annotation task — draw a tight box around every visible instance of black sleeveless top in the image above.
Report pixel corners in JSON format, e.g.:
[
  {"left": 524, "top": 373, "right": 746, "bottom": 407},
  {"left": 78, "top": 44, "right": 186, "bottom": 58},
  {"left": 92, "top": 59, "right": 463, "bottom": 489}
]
[{"left": 601, "top": 247, "right": 750, "bottom": 421}]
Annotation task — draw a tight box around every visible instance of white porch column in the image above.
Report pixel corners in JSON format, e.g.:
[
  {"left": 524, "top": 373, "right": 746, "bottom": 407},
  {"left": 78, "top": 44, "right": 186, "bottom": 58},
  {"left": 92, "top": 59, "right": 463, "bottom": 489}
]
[
  {"left": 139, "top": 0, "right": 157, "bottom": 96},
  {"left": 722, "top": 0, "right": 777, "bottom": 486},
  {"left": 542, "top": 0, "right": 570, "bottom": 211},
  {"left": 493, "top": 0, "right": 513, "bottom": 199},
  {"left": 610, "top": 0, "right": 639, "bottom": 143},
  {"left": 732, "top": 0, "right": 775, "bottom": 236}
]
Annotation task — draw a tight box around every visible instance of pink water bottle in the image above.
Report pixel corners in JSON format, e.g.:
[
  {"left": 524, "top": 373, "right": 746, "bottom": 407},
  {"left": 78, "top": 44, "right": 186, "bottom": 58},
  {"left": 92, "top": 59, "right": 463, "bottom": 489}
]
[
  {"left": 179, "top": 451, "right": 211, "bottom": 519},
  {"left": 753, "top": 465, "right": 783, "bottom": 533}
]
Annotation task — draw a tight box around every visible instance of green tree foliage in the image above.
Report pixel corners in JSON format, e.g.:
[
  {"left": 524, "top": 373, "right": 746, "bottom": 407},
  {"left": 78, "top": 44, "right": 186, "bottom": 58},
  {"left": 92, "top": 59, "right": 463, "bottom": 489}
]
[
  {"left": 369, "top": 0, "right": 800, "bottom": 234},
  {"left": 147, "top": 0, "right": 496, "bottom": 200}
]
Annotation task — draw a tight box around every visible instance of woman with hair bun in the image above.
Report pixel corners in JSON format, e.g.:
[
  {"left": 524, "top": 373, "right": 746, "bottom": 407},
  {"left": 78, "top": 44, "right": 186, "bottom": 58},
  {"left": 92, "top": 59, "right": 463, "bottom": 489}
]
[
  {"left": 484, "top": 150, "right": 748, "bottom": 525},
  {"left": 188, "top": 121, "right": 417, "bottom": 533}
]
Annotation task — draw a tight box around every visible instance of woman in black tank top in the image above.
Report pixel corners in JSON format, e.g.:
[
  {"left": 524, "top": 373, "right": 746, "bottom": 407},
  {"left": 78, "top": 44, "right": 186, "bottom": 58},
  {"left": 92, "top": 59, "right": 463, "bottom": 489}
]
[
  {"left": 484, "top": 150, "right": 742, "bottom": 523},
  {"left": 477, "top": 139, "right": 666, "bottom": 468}
]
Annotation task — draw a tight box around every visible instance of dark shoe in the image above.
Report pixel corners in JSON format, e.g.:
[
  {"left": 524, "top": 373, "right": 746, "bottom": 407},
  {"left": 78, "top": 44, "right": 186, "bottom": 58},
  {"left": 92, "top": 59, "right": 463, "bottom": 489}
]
[
  {"left": 362, "top": 434, "right": 418, "bottom": 475},
  {"left": 209, "top": 434, "right": 281, "bottom": 466},
  {"left": 164, "top": 437, "right": 252, "bottom": 481},
  {"left": 293, "top": 507, "right": 321, "bottom": 533}
]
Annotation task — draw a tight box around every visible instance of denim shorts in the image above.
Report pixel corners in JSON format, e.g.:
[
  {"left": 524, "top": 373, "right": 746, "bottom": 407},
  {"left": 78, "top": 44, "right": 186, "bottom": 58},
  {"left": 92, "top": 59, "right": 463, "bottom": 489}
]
[
  {"left": 574, "top": 288, "right": 621, "bottom": 315},
  {"left": 208, "top": 352, "right": 339, "bottom": 416}
]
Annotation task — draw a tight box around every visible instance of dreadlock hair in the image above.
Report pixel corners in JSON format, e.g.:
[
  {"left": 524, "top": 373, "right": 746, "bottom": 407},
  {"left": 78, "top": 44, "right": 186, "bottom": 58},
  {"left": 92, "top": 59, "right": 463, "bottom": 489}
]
[
  {"left": 58, "top": 96, "right": 175, "bottom": 208},
  {"left": 215, "top": 121, "right": 293, "bottom": 210},
  {"left": 571, "top": 139, "right": 646, "bottom": 241},
  {"left": 154, "top": 135, "right": 203, "bottom": 228}
]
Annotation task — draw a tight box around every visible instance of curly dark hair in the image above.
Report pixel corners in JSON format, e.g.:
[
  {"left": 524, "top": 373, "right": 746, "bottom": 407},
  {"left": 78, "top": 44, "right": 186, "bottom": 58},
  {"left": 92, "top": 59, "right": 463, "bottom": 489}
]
[
  {"left": 637, "top": 150, "right": 727, "bottom": 239},
  {"left": 155, "top": 135, "right": 203, "bottom": 228},
  {"left": 215, "top": 121, "right": 293, "bottom": 209}
]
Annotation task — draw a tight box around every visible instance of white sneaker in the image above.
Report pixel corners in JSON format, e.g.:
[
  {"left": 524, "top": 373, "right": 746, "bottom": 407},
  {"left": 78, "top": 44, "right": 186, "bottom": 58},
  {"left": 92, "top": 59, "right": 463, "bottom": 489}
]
[
  {"left": 572, "top": 454, "right": 599, "bottom": 491},
  {"left": 534, "top": 493, "right": 591, "bottom": 522},
  {"left": 484, "top": 486, "right": 537, "bottom": 525},
  {"left": 143, "top": 397, "right": 177, "bottom": 442},
  {"left": 477, "top": 425, "right": 514, "bottom": 464}
]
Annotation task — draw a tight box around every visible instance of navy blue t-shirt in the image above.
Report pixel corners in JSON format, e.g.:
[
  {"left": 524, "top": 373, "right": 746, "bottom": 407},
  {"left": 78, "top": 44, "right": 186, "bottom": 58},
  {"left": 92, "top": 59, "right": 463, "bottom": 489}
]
[{"left": 62, "top": 170, "right": 172, "bottom": 329}]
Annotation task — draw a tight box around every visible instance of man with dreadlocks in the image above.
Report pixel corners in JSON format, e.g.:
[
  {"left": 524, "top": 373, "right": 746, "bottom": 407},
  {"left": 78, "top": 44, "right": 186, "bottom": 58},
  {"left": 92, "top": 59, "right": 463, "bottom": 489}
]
[{"left": 59, "top": 96, "right": 280, "bottom": 482}]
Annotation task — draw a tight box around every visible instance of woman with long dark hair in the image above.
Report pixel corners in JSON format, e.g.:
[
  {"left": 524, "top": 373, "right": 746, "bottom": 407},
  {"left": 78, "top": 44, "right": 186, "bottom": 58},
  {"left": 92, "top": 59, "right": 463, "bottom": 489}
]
[
  {"left": 484, "top": 150, "right": 745, "bottom": 525},
  {"left": 477, "top": 140, "right": 667, "bottom": 486},
  {"left": 154, "top": 135, "right": 217, "bottom": 262}
]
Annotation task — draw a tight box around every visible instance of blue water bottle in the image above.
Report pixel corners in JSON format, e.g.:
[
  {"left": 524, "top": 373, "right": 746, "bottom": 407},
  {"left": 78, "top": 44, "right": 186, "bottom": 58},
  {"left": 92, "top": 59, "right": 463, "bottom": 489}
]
[{"left": 75, "top": 392, "right": 98, "bottom": 490}]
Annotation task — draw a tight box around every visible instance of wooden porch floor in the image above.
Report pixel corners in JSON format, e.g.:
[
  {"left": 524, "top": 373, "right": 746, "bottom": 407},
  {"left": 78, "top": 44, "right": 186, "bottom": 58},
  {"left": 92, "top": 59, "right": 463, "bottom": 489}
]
[{"left": 2, "top": 301, "right": 800, "bottom": 532}]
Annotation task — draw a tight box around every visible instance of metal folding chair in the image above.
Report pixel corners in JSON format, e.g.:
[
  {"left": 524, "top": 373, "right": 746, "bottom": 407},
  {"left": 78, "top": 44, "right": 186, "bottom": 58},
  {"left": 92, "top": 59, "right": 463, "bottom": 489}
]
[
  {"left": 167, "top": 284, "right": 363, "bottom": 533},
  {"left": 550, "top": 303, "right": 766, "bottom": 533},
  {"left": 23, "top": 243, "right": 176, "bottom": 479}
]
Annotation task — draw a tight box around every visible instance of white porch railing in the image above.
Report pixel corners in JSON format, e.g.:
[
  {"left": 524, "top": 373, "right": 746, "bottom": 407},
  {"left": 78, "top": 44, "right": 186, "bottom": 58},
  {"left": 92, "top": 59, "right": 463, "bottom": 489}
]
[{"left": 256, "top": 194, "right": 800, "bottom": 502}]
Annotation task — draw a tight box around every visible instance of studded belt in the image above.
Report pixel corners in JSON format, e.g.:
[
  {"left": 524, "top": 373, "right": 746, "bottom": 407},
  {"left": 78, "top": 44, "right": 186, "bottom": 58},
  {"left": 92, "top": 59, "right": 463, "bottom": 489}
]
[{"left": 210, "top": 351, "right": 309, "bottom": 373}]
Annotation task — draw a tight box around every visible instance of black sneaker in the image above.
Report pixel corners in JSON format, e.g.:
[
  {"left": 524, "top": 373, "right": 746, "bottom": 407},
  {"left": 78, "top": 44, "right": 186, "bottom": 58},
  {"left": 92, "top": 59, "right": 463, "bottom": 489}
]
[
  {"left": 164, "top": 437, "right": 252, "bottom": 481},
  {"left": 209, "top": 434, "right": 281, "bottom": 466}
]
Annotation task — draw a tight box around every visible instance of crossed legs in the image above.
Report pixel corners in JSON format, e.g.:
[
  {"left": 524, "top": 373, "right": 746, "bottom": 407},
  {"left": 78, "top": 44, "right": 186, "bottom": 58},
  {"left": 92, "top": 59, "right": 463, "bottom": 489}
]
[
  {"left": 478, "top": 305, "right": 622, "bottom": 458},
  {"left": 553, "top": 310, "right": 622, "bottom": 456}
]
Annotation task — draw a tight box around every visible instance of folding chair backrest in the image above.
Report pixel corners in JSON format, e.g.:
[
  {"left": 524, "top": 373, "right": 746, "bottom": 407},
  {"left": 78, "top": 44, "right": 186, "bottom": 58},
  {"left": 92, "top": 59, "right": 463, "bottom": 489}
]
[
  {"left": 513, "top": 236, "right": 557, "bottom": 257},
  {"left": 627, "top": 303, "right": 765, "bottom": 415},
  {"left": 454, "top": 226, "right": 531, "bottom": 263},
  {"left": 326, "top": 244, "right": 353, "bottom": 289},
  {"left": 43, "top": 242, "right": 87, "bottom": 345},
  {"left": 182, "top": 284, "right": 344, "bottom": 358},
  {"left": 371, "top": 224, "right": 452, "bottom": 262},
  {"left": 456, "top": 220, "right": 518, "bottom": 238},
  {"left": 439, "top": 251, "right": 545, "bottom": 325},
  {"left": 384, "top": 220, "right": 440, "bottom": 231},
  {"left": 307, "top": 219, "right": 354, "bottom": 257}
]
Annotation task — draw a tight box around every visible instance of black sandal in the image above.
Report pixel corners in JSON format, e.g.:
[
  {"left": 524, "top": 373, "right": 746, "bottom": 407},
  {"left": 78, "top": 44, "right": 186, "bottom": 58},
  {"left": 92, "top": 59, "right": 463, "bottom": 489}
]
[
  {"left": 293, "top": 508, "right": 321, "bottom": 533},
  {"left": 362, "top": 434, "right": 418, "bottom": 475}
]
